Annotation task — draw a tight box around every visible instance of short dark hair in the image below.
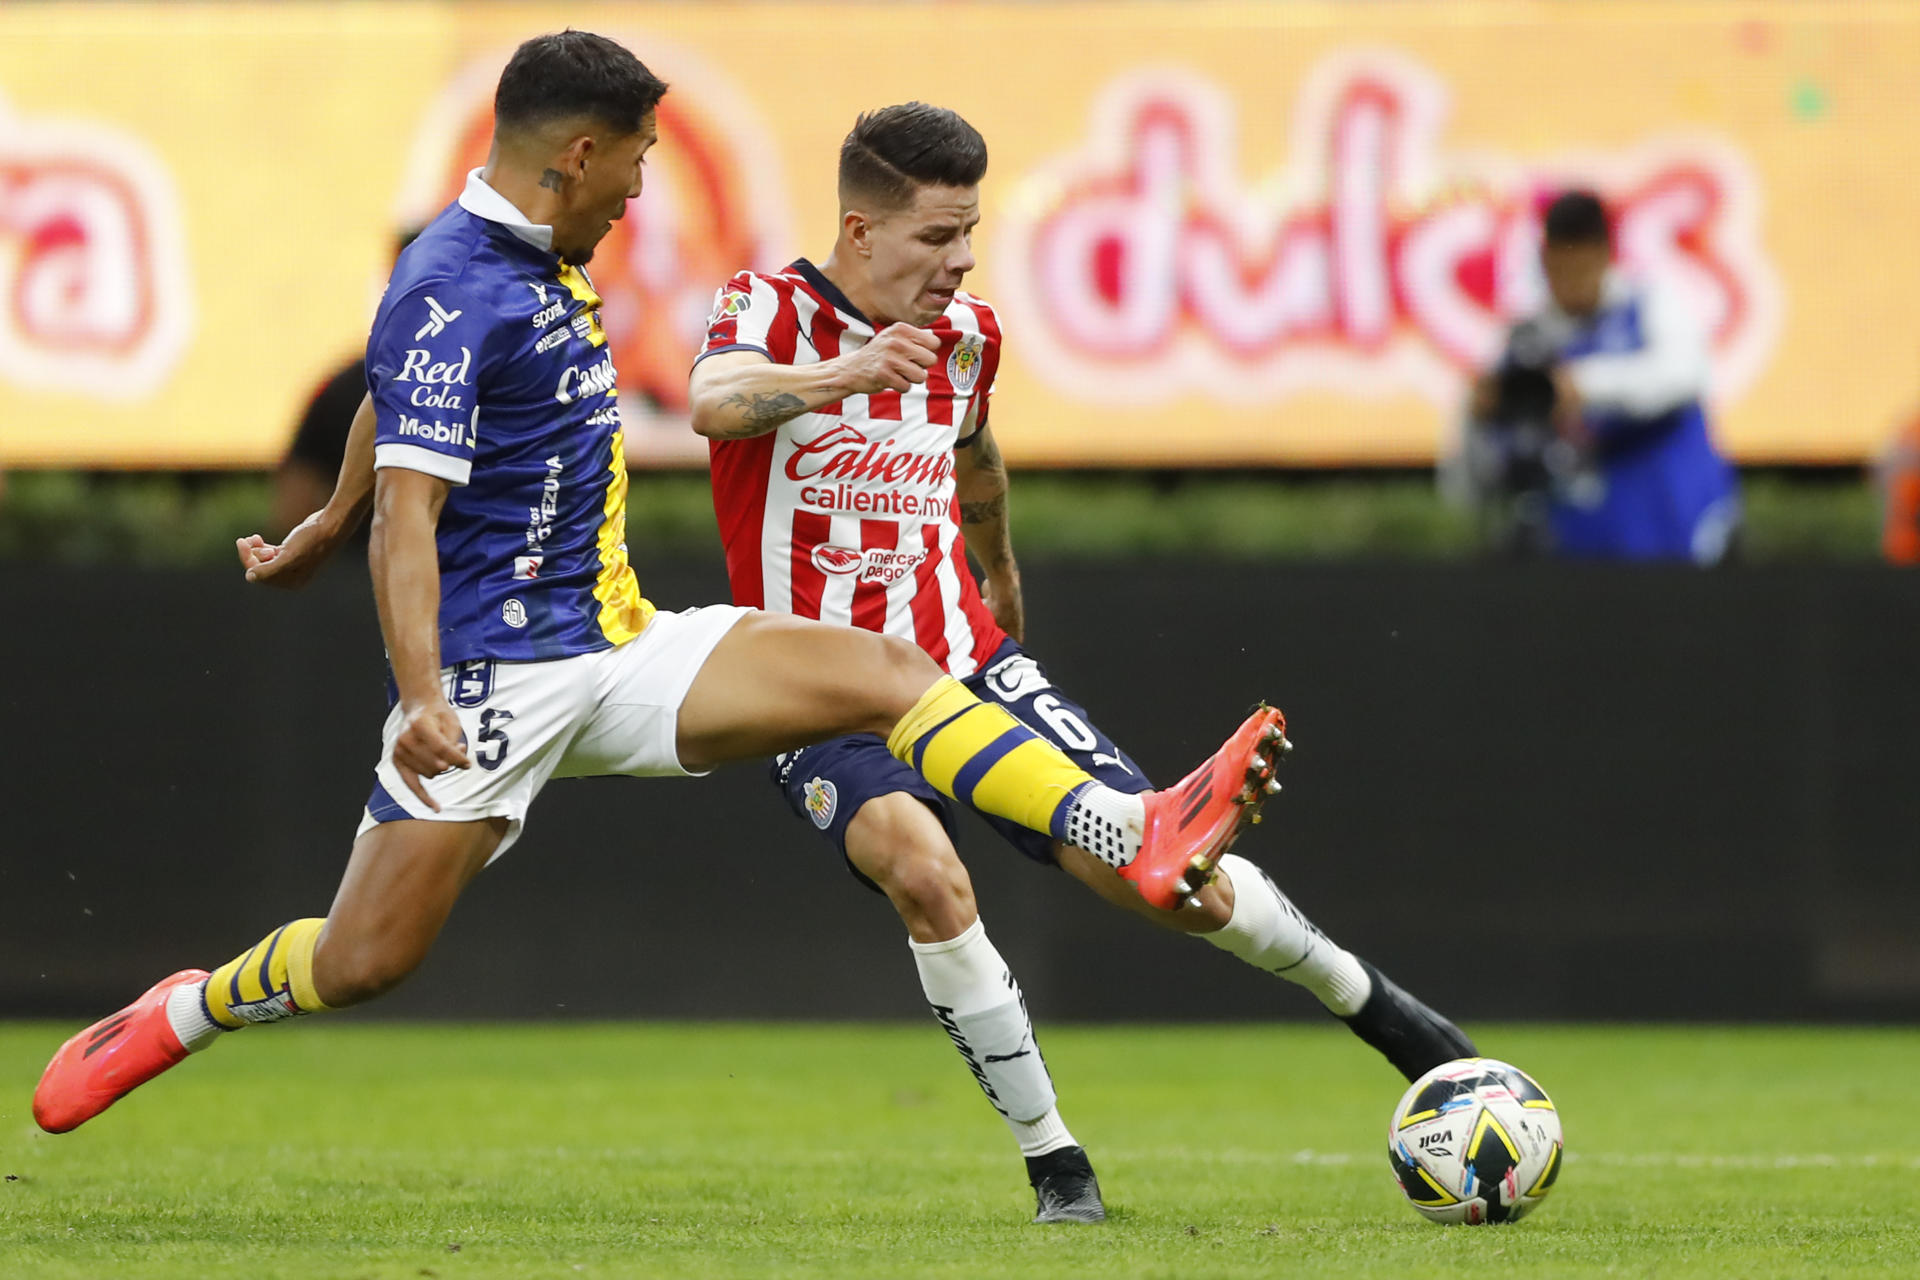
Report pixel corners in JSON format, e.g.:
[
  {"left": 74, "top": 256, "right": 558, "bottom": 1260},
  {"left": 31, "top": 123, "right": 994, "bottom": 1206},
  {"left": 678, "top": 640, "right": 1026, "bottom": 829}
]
[
  {"left": 838, "top": 103, "right": 988, "bottom": 211},
  {"left": 1543, "top": 190, "right": 1610, "bottom": 247},
  {"left": 494, "top": 31, "right": 667, "bottom": 136}
]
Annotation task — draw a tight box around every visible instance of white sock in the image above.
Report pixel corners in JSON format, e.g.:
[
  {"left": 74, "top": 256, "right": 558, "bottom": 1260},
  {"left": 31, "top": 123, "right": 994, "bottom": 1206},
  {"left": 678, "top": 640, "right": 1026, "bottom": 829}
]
[
  {"left": 1203, "top": 854, "right": 1373, "bottom": 1016},
  {"left": 1061, "top": 785, "right": 1145, "bottom": 870},
  {"left": 166, "top": 979, "right": 227, "bottom": 1053},
  {"left": 910, "top": 918, "right": 1077, "bottom": 1158}
]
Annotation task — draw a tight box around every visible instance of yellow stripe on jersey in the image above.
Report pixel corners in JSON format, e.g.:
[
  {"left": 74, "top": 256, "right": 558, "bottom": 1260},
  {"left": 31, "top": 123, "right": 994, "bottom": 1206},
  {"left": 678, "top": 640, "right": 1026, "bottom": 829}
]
[
  {"left": 557, "top": 264, "right": 608, "bottom": 348},
  {"left": 593, "top": 423, "right": 654, "bottom": 645},
  {"left": 556, "top": 263, "right": 648, "bottom": 643}
]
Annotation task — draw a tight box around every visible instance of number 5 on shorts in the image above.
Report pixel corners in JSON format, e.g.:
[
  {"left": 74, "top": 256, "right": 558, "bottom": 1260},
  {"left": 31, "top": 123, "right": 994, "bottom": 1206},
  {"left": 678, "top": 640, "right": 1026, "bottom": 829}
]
[{"left": 477, "top": 708, "right": 515, "bottom": 771}]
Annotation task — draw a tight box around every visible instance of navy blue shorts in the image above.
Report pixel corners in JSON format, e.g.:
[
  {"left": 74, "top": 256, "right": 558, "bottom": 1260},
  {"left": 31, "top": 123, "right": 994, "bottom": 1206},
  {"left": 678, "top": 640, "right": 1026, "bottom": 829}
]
[{"left": 771, "top": 640, "right": 1152, "bottom": 887}]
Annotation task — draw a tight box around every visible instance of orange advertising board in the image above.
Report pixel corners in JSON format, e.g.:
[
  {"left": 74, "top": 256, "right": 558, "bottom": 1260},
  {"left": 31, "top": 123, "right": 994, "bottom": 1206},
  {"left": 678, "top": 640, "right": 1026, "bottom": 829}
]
[{"left": 1, "top": 2, "right": 1916, "bottom": 467}]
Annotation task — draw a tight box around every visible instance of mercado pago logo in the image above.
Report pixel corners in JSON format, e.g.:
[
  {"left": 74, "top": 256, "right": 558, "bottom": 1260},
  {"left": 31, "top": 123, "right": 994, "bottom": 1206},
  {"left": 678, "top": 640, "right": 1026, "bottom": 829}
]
[
  {"left": 0, "top": 92, "right": 194, "bottom": 400},
  {"left": 993, "top": 51, "right": 1780, "bottom": 408},
  {"left": 396, "top": 39, "right": 790, "bottom": 456}
]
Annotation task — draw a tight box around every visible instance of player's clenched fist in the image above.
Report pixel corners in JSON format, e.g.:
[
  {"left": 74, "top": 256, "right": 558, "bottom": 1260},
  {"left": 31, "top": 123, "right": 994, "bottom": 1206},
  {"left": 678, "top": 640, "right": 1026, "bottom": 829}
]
[
  {"left": 391, "top": 700, "right": 472, "bottom": 810},
  {"left": 835, "top": 322, "right": 940, "bottom": 394},
  {"left": 236, "top": 509, "right": 344, "bottom": 590}
]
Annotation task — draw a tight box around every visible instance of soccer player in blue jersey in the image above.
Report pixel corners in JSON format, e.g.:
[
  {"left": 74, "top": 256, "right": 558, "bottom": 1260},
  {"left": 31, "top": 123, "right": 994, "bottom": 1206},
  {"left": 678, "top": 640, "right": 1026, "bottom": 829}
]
[
  {"left": 33, "top": 34, "right": 1288, "bottom": 1187},
  {"left": 1467, "top": 190, "right": 1740, "bottom": 562}
]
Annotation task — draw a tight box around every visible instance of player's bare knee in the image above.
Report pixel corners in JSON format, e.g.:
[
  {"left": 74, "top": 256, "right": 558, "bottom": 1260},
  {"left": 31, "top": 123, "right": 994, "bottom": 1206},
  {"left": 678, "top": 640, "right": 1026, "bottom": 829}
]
[
  {"left": 886, "top": 846, "right": 975, "bottom": 924},
  {"left": 311, "top": 932, "right": 426, "bottom": 1008},
  {"left": 865, "top": 634, "right": 944, "bottom": 728},
  {"left": 850, "top": 802, "right": 976, "bottom": 938}
]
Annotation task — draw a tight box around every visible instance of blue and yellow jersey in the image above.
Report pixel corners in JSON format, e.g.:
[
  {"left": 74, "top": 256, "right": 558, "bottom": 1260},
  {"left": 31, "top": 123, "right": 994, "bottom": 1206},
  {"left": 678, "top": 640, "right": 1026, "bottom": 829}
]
[{"left": 366, "top": 170, "right": 653, "bottom": 665}]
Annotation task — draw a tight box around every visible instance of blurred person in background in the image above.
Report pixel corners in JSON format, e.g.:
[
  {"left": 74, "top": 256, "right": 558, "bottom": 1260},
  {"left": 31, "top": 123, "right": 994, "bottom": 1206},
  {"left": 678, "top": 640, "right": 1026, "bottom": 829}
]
[
  {"left": 1880, "top": 409, "right": 1920, "bottom": 564},
  {"left": 272, "top": 227, "right": 422, "bottom": 540},
  {"left": 1461, "top": 190, "right": 1740, "bottom": 564}
]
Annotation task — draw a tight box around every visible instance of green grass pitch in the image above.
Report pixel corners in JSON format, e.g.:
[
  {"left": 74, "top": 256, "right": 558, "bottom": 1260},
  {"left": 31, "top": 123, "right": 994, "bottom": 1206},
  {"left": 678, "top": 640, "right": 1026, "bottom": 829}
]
[{"left": 2, "top": 1022, "right": 1915, "bottom": 1278}]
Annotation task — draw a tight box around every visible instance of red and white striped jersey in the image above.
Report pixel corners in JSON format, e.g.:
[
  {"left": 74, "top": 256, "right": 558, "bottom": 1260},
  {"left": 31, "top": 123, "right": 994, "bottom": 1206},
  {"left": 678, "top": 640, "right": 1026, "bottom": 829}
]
[{"left": 700, "top": 259, "right": 1007, "bottom": 678}]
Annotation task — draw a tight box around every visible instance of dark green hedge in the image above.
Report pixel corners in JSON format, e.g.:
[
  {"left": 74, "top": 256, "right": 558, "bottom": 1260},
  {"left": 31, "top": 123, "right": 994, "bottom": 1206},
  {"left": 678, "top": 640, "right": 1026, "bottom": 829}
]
[{"left": 0, "top": 469, "right": 1882, "bottom": 565}]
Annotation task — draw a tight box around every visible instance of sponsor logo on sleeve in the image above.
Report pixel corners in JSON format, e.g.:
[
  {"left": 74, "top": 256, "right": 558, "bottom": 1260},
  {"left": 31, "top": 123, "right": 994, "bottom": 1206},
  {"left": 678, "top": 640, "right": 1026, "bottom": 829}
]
[
  {"left": 393, "top": 413, "right": 476, "bottom": 448},
  {"left": 709, "top": 288, "right": 752, "bottom": 325},
  {"left": 413, "top": 296, "right": 463, "bottom": 340},
  {"left": 392, "top": 345, "right": 472, "bottom": 410}
]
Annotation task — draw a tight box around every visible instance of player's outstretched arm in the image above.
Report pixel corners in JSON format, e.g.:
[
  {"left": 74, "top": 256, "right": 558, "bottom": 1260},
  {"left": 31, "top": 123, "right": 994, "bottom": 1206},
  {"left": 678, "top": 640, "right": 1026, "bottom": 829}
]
[
  {"left": 369, "top": 466, "right": 469, "bottom": 808},
  {"left": 237, "top": 392, "right": 378, "bottom": 589},
  {"left": 688, "top": 323, "right": 940, "bottom": 440},
  {"left": 954, "top": 420, "right": 1023, "bottom": 642}
]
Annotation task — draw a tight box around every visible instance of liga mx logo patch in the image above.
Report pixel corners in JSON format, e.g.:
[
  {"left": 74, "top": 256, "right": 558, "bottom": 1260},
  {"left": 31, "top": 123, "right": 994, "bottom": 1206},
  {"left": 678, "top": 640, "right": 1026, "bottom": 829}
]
[
  {"left": 948, "top": 333, "right": 985, "bottom": 393},
  {"left": 709, "top": 288, "right": 751, "bottom": 326},
  {"left": 803, "top": 777, "right": 837, "bottom": 829}
]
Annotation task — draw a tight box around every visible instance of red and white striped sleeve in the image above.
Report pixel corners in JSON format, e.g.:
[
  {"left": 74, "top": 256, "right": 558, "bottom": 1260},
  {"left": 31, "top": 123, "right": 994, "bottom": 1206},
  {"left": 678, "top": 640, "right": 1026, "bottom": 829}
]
[
  {"left": 696, "top": 270, "right": 802, "bottom": 365},
  {"left": 956, "top": 294, "right": 1004, "bottom": 444}
]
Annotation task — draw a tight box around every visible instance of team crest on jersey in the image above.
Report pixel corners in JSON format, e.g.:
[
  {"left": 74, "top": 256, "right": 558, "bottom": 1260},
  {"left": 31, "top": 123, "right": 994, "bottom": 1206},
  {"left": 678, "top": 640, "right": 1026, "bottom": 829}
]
[
  {"left": 803, "top": 777, "right": 838, "bottom": 829},
  {"left": 948, "top": 333, "right": 986, "bottom": 393}
]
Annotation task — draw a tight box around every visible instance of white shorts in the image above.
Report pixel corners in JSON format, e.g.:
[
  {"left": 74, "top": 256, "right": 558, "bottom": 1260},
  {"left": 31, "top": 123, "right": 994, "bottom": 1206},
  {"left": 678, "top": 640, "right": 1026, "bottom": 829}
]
[{"left": 355, "top": 604, "right": 750, "bottom": 861}]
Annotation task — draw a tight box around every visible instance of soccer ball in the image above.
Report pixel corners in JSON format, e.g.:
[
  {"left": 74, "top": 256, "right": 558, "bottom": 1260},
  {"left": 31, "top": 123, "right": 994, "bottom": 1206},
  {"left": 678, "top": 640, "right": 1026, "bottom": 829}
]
[{"left": 1387, "top": 1057, "right": 1563, "bottom": 1225}]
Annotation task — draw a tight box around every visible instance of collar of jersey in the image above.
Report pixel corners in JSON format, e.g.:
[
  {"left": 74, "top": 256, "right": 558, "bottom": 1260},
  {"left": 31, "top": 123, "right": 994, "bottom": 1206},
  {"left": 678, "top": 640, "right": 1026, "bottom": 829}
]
[
  {"left": 458, "top": 169, "right": 556, "bottom": 253},
  {"left": 791, "top": 258, "right": 873, "bottom": 330}
]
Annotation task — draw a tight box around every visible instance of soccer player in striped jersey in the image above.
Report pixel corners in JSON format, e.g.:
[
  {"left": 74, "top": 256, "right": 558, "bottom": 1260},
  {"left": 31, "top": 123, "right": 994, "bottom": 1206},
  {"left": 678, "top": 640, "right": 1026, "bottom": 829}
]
[
  {"left": 691, "top": 104, "right": 1476, "bottom": 1221},
  {"left": 32, "top": 39, "right": 1290, "bottom": 1188}
]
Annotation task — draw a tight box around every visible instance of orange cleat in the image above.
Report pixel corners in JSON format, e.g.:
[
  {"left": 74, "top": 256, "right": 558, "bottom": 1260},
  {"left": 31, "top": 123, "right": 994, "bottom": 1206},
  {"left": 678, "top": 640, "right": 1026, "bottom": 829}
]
[
  {"left": 33, "top": 969, "right": 209, "bottom": 1134},
  {"left": 1122, "top": 706, "right": 1290, "bottom": 910}
]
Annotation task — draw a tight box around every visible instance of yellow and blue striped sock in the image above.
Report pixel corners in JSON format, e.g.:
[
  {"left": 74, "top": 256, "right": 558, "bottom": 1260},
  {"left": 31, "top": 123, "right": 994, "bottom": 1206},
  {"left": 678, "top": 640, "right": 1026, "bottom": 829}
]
[
  {"left": 886, "top": 676, "right": 1095, "bottom": 842},
  {"left": 202, "top": 918, "right": 332, "bottom": 1029}
]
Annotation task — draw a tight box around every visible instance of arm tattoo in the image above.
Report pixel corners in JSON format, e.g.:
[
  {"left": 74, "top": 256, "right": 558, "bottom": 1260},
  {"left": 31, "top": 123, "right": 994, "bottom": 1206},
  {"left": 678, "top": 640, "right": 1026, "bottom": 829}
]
[
  {"left": 539, "top": 168, "right": 565, "bottom": 191},
  {"left": 960, "top": 495, "right": 1007, "bottom": 525},
  {"left": 974, "top": 428, "right": 1006, "bottom": 474},
  {"left": 720, "top": 390, "right": 808, "bottom": 431},
  {"left": 959, "top": 427, "right": 1009, "bottom": 527}
]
